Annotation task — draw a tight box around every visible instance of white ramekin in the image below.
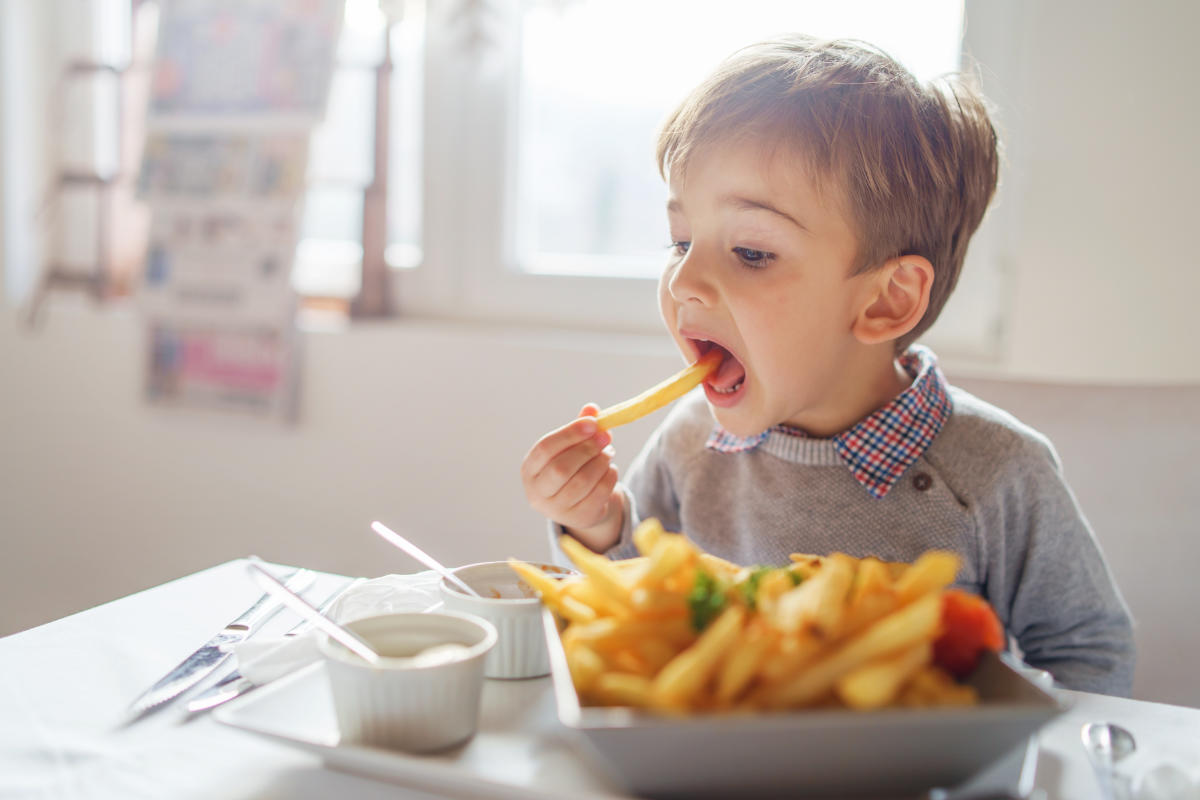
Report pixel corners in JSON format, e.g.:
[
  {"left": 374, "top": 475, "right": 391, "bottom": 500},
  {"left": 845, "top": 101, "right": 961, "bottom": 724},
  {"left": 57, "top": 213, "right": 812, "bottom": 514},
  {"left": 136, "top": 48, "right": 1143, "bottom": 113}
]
[
  {"left": 439, "top": 561, "right": 573, "bottom": 679},
  {"left": 318, "top": 611, "right": 497, "bottom": 752}
]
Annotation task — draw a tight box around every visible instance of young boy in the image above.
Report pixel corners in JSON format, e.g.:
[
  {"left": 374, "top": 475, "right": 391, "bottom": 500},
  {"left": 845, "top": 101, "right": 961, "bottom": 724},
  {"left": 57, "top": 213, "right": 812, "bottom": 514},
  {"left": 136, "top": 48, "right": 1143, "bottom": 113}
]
[{"left": 520, "top": 35, "right": 1134, "bottom": 696}]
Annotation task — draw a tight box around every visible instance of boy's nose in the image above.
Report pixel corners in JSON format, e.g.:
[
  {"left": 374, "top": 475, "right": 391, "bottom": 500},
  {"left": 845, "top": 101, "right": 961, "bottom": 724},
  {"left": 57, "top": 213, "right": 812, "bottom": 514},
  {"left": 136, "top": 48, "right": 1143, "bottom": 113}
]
[{"left": 667, "top": 250, "right": 715, "bottom": 306}]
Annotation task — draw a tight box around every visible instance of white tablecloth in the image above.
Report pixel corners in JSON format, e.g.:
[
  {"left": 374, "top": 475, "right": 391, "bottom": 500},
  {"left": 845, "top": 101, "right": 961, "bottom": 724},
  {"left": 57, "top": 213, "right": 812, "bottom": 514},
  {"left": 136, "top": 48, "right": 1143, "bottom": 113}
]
[{"left": 2, "top": 560, "right": 1197, "bottom": 800}]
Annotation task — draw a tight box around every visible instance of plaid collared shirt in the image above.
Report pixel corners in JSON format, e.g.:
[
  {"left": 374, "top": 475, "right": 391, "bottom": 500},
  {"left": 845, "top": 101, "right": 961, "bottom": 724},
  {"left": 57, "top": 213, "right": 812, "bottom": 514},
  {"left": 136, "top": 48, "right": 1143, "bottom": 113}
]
[{"left": 704, "top": 345, "right": 953, "bottom": 499}]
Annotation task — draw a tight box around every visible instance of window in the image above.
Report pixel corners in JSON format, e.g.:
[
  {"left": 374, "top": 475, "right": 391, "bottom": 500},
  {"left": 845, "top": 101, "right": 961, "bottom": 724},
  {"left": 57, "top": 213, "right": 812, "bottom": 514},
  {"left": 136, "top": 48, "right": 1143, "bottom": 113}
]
[
  {"left": 8, "top": 1, "right": 998, "bottom": 357},
  {"left": 3, "top": 0, "right": 153, "bottom": 314},
  {"left": 376, "top": 0, "right": 1000, "bottom": 355}
]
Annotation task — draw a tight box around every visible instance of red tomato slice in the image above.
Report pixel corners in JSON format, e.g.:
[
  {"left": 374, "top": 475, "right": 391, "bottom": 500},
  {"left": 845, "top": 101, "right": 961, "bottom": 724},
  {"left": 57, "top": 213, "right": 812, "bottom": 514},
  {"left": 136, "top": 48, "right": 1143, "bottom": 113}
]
[{"left": 933, "top": 589, "right": 1005, "bottom": 678}]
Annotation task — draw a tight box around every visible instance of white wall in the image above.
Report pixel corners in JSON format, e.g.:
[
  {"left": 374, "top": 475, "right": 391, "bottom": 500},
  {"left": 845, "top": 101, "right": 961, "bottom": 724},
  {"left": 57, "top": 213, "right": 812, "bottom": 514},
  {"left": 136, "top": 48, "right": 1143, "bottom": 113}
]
[
  {"left": 1, "top": 0, "right": 1197, "bottom": 710},
  {"left": 1, "top": 307, "right": 1197, "bottom": 709},
  {"left": 959, "top": 0, "right": 1200, "bottom": 383}
]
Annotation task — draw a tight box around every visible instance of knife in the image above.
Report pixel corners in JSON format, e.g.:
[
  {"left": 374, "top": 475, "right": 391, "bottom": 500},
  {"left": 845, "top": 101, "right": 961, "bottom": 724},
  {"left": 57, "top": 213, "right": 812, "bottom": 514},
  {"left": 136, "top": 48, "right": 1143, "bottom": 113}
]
[
  {"left": 184, "top": 576, "right": 365, "bottom": 715},
  {"left": 126, "top": 566, "right": 315, "bottom": 721}
]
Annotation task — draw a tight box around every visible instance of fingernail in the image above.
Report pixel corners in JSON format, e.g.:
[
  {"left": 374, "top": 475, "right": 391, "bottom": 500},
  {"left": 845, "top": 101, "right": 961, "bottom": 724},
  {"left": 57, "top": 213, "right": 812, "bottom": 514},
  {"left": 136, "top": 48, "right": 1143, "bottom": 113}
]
[
  {"left": 595, "top": 431, "right": 612, "bottom": 448},
  {"left": 579, "top": 419, "right": 597, "bottom": 435}
]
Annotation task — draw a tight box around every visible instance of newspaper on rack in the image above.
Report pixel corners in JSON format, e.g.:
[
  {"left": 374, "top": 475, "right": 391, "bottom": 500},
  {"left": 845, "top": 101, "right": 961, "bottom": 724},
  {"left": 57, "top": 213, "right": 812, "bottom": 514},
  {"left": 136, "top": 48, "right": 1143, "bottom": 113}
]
[{"left": 137, "top": 0, "right": 344, "bottom": 422}]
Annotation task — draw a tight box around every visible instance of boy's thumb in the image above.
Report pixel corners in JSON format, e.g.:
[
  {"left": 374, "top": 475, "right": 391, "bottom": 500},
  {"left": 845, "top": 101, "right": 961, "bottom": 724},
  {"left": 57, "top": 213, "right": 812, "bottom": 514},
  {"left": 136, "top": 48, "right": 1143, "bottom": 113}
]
[{"left": 578, "top": 403, "right": 601, "bottom": 419}]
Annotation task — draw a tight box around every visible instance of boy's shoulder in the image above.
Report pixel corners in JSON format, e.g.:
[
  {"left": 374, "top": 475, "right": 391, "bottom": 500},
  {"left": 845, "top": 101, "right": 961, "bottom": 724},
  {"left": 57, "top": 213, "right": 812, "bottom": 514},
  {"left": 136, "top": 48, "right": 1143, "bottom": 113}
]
[{"left": 933, "top": 384, "right": 1061, "bottom": 475}]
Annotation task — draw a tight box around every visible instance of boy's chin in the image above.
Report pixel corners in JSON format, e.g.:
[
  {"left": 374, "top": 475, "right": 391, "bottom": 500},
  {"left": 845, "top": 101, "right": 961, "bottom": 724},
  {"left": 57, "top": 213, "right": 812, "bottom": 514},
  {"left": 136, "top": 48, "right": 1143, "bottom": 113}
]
[{"left": 708, "top": 407, "right": 768, "bottom": 439}]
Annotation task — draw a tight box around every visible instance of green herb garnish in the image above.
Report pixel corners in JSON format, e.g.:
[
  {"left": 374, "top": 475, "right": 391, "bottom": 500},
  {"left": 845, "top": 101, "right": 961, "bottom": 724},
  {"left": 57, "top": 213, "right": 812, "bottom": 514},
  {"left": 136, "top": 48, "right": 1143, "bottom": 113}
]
[
  {"left": 737, "top": 566, "right": 774, "bottom": 609},
  {"left": 687, "top": 570, "right": 727, "bottom": 632}
]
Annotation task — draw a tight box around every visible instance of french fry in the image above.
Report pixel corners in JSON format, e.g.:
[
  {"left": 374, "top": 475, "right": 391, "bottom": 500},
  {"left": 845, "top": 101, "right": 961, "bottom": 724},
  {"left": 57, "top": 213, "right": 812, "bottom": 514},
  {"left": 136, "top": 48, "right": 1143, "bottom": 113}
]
[
  {"left": 900, "top": 666, "right": 979, "bottom": 707},
  {"left": 566, "top": 643, "right": 607, "bottom": 692},
  {"left": 559, "top": 535, "right": 633, "bottom": 608},
  {"left": 715, "top": 620, "right": 775, "bottom": 704},
  {"left": 595, "top": 349, "right": 723, "bottom": 430},
  {"left": 753, "top": 569, "right": 800, "bottom": 617},
  {"left": 836, "top": 641, "right": 932, "bottom": 709},
  {"left": 787, "top": 553, "right": 827, "bottom": 580},
  {"left": 633, "top": 637, "right": 681, "bottom": 674},
  {"left": 895, "top": 551, "right": 960, "bottom": 604},
  {"left": 630, "top": 587, "right": 688, "bottom": 619},
  {"left": 837, "top": 590, "right": 898, "bottom": 640},
  {"left": 507, "top": 558, "right": 565, "bottom": 604},
  {"left": 637, "top": 534, "right": 695, "bottom": 588},
  {"left": 850, "top": 557, "right": 893, "bottom": 605},
  {"left": 570, "top": 616, "right": 696, "bottom": 656},
  {"left": 697, "top": 552, "right": 742, "bottom": 582},
  {"left": 632, "top": 518, "right": 665, "bottom": 555},
  {"left": 837, "top": 557, "right": 899, "bottom": 638},
  {"left": 518, "top": 519, "right": 991, "bottom": 715},
  {"left": 756, "top": 631, "right": 824, "bottom": 684},
  {"left": 612, "top": 647, "right": 653, "bottom": 677},
  {"left": 768, "top": 592, "right": 942, "bottom": 708},
  {"left": 562, "top": 577, "right": 628, "bottom": 619},
  {"left": 652, "top": 605, "right": 746, "bottom": 709},
  {"left": 591, "top": 672, "right": 654, "bottom": 707},
  {"left": 771, "top": 552, "right": 855, "bottom": 635},
  {"left": 559, "top": 594, "right": 600, "bottom": 624},
  {"left": 562, "top": 617, "right": 622, "bottom": 651}
]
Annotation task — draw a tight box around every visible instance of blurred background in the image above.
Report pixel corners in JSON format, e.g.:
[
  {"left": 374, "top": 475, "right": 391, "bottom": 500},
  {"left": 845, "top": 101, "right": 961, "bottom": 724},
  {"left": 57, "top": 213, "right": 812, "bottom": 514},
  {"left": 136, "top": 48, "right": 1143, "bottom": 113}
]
[{"left": 1, "top": 0, "right": 1197, "bottom": 706}]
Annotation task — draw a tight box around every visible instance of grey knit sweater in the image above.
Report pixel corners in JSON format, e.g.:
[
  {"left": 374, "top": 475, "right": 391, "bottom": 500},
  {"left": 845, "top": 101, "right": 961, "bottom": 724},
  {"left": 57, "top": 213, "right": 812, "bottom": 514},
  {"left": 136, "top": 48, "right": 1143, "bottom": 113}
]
[{"left": 585, "top": 386, "right": 1135, "bottom": 697}]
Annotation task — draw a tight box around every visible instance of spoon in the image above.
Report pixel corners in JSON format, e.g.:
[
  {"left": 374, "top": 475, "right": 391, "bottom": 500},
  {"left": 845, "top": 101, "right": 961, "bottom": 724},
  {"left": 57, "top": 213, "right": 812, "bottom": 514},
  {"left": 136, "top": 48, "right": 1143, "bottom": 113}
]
[
  {"left": 245, "top": 558, "right": 383, "bottom": 666},
  {"left": 370, "top": 520, "right": 482, "bottom": 598},
  {"left": 1081, "top": 721, "right": 1137, "bottom": 800}
]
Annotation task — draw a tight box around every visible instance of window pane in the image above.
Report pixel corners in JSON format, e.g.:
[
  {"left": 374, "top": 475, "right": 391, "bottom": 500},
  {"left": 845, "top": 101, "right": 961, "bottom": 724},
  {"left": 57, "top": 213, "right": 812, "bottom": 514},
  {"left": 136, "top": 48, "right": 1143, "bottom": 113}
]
[
  {"left": 308, "top": 67, "right": 376, "bottom": 186},
  {"left": 295, "top": 0, "right": 385, "bottom": 297},
  {"left": 515, "top": 0, "right": 964, "bottom": 277},
  {"left": 294, "top": 187, "right": 364, "bottom": 297},
  {"left": 385, "top": 8, "right": 424, "bottom": 268}
]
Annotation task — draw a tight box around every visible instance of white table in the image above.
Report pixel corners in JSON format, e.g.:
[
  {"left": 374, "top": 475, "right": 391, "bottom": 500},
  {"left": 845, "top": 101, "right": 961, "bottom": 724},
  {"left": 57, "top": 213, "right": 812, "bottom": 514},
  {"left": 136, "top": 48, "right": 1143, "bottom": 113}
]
[{"left": 2, "top": 560, "right": 1197, "bottom": 800}]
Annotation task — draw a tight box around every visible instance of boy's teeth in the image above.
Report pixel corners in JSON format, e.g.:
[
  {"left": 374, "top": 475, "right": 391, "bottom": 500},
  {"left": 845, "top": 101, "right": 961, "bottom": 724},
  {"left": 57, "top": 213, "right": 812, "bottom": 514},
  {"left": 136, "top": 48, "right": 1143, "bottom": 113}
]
[{"left": 712, "top": 379, "right": 743, "bottom": 395}]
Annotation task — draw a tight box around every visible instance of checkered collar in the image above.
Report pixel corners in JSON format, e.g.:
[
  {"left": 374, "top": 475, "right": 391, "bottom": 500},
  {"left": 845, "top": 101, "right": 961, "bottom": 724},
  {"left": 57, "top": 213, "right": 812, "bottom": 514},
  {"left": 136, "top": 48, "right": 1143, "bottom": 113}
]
[{"left": 704, "top": 345, "right": 953, "bottom": 499}]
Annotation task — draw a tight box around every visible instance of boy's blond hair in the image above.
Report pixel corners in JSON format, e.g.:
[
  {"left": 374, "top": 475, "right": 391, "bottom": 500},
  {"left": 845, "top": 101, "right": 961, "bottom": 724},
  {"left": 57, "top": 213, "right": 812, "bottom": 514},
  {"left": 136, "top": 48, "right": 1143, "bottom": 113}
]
[{"left": 656, "top": 35, "right": 999, "bottom": 350}]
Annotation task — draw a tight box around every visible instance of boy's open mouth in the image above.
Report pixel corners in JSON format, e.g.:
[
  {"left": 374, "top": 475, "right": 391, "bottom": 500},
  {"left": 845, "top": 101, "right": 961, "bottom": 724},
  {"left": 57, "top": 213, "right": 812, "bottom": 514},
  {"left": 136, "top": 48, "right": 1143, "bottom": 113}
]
[{"left": 693, "top": 339, "right": 746, "bottom": 395}]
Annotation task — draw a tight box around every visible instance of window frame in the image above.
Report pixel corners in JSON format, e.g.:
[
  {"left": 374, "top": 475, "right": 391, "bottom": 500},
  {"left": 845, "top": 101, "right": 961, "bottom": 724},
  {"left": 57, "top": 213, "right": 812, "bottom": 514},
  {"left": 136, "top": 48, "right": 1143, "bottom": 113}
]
[{"left": 387, "top": 0, "right": 1008, "bottom": 354}]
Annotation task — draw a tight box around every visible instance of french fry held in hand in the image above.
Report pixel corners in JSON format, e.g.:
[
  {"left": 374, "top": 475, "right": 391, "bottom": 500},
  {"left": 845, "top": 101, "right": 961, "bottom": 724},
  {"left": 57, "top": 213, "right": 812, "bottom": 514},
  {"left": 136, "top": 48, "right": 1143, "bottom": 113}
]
[
  {"left": 510, "top": 520, "right": 1005, "bottom": 715},
  {"left": 594, "top": 349, "right": 723, "bottom": 431}
]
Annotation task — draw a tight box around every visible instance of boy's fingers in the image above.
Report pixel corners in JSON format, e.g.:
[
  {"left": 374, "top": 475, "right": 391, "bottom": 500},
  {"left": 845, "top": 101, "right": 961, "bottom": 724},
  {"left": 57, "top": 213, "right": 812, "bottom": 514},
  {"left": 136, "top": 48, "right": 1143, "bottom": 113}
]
[
  {"left": 567, "top": 464, "right": 620, "bottom": 527},
  {"left": 522, "top": 415, "right": 603, "bottom": 479},
  {"left": 551, "top": 450, "right": 614, "bottom": 510},
  {"left": 529, "top": 438, "right": 610, "bottom": 501},
  {"left": 578, "top": 402, "right": 601, "bottom": 419}
]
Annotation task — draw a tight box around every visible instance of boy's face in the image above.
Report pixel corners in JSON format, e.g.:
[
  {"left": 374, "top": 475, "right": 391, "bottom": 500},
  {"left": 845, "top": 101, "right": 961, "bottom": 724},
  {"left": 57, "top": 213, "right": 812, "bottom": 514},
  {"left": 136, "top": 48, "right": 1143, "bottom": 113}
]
[{"left": 659, "top": 139, "right": 883, "bottom": 438}]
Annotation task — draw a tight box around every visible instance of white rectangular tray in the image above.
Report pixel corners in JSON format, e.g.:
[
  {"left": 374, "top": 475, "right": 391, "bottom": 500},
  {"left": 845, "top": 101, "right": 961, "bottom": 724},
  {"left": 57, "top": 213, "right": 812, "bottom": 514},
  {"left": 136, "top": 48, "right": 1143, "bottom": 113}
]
[
  {"left": 543, "top": 610, "right": 1058, "bottom": 799},
  {"left": 214, "top": 658, "right": 1046, "bottom": 799},
  {"left": 213, "top": 661, "right": 623, "bottom": 799}
]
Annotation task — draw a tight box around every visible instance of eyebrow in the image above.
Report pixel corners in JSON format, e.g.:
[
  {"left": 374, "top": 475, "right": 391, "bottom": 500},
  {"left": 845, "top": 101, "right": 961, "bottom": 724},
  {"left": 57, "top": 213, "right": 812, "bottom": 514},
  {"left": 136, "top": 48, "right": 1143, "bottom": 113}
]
[{"left": 666, "top": 196, "right": 807, "bottom": 231}]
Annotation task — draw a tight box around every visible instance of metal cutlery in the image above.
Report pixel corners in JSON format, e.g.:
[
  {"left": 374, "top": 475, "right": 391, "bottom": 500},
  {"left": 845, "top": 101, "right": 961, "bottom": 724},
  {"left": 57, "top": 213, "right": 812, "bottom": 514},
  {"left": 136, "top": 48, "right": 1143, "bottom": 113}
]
[
  {"left": 185, "top": 575, "right": 365, "bottom": 714},
  {"left": 370, "top": 520, "right": 480, "bottom": 597},
  {"left": 243, "top": 559, "right": 382, "bottom": 664},
  {"left": 125, "top": 565, "right": 315, "bottom": 721},
  {"left": 1081, "top": 721, "right": 1137, "bottom": 800}
]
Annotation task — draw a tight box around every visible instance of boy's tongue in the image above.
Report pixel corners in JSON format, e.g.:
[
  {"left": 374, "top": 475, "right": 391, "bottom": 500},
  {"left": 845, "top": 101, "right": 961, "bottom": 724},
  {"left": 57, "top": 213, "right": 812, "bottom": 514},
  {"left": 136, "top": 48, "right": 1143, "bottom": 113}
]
[{"left": 707, "top": 349, "right": 746, "bottom": 391}]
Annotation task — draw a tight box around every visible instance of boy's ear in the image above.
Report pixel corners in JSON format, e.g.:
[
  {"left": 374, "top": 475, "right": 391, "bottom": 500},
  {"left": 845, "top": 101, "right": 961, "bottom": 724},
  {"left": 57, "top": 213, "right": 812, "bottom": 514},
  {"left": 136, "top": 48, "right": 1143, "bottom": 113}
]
[{"left": 852, "top": 256, "right": 934, "bottom": 346}]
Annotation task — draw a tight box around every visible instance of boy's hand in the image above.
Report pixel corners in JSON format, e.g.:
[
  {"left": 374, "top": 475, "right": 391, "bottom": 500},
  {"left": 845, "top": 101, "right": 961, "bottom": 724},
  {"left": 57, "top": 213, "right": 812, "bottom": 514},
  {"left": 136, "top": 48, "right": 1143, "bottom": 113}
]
[{"left": 521, "top": 403, "right": 623, "bottom": 552}]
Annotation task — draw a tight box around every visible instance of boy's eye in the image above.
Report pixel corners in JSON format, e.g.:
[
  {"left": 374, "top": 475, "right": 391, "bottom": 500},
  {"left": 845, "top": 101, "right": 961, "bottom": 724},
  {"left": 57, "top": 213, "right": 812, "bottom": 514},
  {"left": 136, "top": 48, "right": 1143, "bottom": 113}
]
[
  {"left": 733, "top": 246, "right": 774, "bottom": 268},
  {"left": 668, "top": 241, "right": 691, "bottom": 257}
]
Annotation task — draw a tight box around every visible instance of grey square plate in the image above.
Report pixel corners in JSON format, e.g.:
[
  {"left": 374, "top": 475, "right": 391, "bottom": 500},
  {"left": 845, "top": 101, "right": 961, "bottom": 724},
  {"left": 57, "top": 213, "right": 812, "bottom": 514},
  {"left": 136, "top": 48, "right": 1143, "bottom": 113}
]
[{"left": 542, "top": 608, "right": 1063, "bottom": 798}]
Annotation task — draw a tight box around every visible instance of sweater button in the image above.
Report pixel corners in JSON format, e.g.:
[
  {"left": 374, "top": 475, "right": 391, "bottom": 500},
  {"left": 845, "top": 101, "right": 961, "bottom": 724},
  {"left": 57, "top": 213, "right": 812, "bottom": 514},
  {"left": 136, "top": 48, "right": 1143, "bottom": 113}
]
[{"left": 913, "top": 472, "right": 933, "bottom": 491}]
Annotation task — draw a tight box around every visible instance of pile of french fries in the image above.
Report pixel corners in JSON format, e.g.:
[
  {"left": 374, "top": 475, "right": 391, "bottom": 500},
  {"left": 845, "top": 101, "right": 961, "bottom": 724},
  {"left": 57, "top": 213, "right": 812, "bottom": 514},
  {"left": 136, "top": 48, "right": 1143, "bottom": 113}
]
[{"left": 509, "top": 519, "right": 980, "bottom": 713}]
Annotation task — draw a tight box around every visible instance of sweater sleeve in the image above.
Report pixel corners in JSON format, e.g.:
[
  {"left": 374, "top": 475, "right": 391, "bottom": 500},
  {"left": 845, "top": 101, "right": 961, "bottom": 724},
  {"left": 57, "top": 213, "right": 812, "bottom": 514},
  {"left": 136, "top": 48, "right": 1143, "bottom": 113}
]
[
  {"left": 601, "top": 423, "right": 683, "bottom": 560},
  {"left": 545, "top": 418, "right": 684, "bottom": 563},
  {"left": 978, "top": 436, "right": 1136, "bottom": 696}
]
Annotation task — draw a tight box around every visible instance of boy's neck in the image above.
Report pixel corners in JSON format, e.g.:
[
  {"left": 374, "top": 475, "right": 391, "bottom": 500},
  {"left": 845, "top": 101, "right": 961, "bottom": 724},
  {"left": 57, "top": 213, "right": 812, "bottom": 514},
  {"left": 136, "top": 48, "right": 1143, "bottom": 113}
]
[{"left": 787, "top": 349, "right": 912, "bottom": 438}]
